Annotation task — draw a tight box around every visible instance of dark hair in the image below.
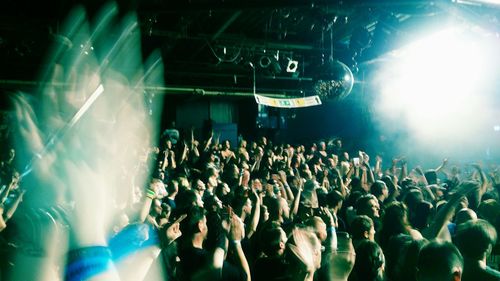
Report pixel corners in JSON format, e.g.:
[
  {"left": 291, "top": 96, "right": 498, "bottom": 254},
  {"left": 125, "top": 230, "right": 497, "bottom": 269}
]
[
  {"left": 417, "top": 241, "right": 463, "bottom": 281},
  {"left": 261, "top": 226, "right": 285, "bottom": 256},
  {"left": 454, "top": 208, "right": 476, "bottom": 225},
  {"left": 326, "top": 190, "right": 344, "bottom": 208},
  {"left": 398, "top": 238, "right": 428, "bottom": 281},
  {"left": 350, "top": 215, "right": 374, "bottom": 240},
  {"left": 180, "top": 206, "right": 206, "bottom": 238},
  {"left": 174, "top": 189, "right": 198, "bottom": 215},
  {"left": 379, "top": 202, "right": 411, "bottom": 249},
  {"left": 355, "top": 194, "right": 378, "bottom": 216},
  {"left": 403, "top": 189, "right": 423, "bottom": 213},
  {"left": 411, "top": 201, "right": 434, "bottom": 230},
  {"left": 370, "top": 180, "right": 387, "bottom": 198},
  {"left": 424, "top": 170, "right": 438, "bottom": 185},
  {"left": 454, "top": 219, "right": 497, "bottom": 260},
  {"left": 353, "top": 240, "right": 385, "bottom": 281}
]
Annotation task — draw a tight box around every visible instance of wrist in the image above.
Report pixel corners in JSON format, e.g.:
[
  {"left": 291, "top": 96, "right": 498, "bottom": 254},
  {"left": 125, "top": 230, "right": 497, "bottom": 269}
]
[{"left": 146, "top": 188, "right": 156, "bottom": 200}]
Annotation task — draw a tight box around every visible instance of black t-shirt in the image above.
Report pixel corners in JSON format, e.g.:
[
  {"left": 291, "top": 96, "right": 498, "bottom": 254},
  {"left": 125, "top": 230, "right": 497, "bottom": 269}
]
[
  {"left": 462, "top": 261, "right": 500, "bottom": 281},
  {"left": 252, "top": 256, "right": 290, "bottom": 281},
  {"left": 178, "top": 245, "right": 247, "bottom": 281}
]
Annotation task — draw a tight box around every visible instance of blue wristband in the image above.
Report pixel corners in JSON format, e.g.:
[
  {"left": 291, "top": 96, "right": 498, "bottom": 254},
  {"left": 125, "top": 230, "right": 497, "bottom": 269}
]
[
  {"left": 65, "top": 246, "right": 112, "bottom": 281},
  {"left": 108, "top": 223, "right": 159, "bottom": 262}
]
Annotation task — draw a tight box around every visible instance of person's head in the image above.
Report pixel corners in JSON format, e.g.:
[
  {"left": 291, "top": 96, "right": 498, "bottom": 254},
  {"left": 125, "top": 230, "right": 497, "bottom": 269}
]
[
  {"left": 261, "top": 225, "right": 288, "bottom": 257},
  {"left": 381, "top": 175, "right": 399, "bottom": 198},
  {"left": 477, "top": 199, "right": 500, "bottom": 225},
  {"left": 167, "top": 180, "right": 179, "bottom": 197},
  {"left": 265, "top": 179, "right": 278, "bottom": 196},
  {"left": 319, "top": 141, "right": 326, "bottom": 151},
  {"left": 403, "top": 188, "right": 424, "bottom": 213},
  {"left": 203, "top": 194, "right": 223, "bottom": 212},
  {"left": 379, "top": 202, "right": 411, "bottom": 248},
  {"left": 371, "top": 180, "right": 389, "bottom": 201},
  {"left": 328, "top": 155, "right": 339, "bottom": 168},
  {"left": 412, "top": 201, "right": 434, "bottom": 230},
  {"left": 454, "top": 219, "right": 497, "bottom": 261},
  {"left": 251, "top": 177, "right": 263, "bottom": 193},
  {"left": 181, "top": 206, "right": 208, "bottom": 240},
  {"left": 305, "top": 216, "right": 328, "bottom": 242},
  {"left": 260, "top": 204, "right": 269, "bottom": 222},
  {"left": 233, "top": 196, "right": 252, "bottom": 217},
  {"left": 151, "top": 178, "right": 167, "bottom": 199},
  {"left": 350, "top": 215, "right": 375, "bottom": 242},
  {"left": 326, "top": 190, "right": 344, "bottom": 211},
  {"left": 175, "top": 189, "right": 202, "bottom": 213},
  {"left": 239, "top": 139, "right": 247, "bottom": 148},
  {"left": 205, "top": 167, "right": 219, "bottom": 188},
  {"left": 353, "top": 240, "right": 386, "bottom": 281},
  {"left": 192, "top": 178, "right": 206, "bottom": 197},
  {"left": 266, "top": 197, "right": 283, "bottom": 222},
  {"left": 356, "top": 194, "right": 381, "bottom": 219},
  {"left": 417, "top": 241, "right": 463, "bottom": 281},
  {"left": 454, "top": 208, "right": 477, "bottom": 225}
]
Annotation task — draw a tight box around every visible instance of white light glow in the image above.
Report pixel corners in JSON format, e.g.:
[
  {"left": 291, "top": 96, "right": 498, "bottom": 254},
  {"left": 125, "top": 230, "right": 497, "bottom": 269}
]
[{"left": 375, "top": 25, "right": 496, "bottom": 145}]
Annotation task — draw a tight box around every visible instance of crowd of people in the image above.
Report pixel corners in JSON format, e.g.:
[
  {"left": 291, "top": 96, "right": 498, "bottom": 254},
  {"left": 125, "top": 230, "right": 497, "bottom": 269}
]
[{"left": 0, "top": 125, "right": 499, "bottom": 281}]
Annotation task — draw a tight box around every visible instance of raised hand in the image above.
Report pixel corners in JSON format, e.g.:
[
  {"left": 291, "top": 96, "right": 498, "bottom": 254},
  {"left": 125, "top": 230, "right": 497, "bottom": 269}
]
[{"left": 10, "top": 3, "right": 164, "bottom": 280}]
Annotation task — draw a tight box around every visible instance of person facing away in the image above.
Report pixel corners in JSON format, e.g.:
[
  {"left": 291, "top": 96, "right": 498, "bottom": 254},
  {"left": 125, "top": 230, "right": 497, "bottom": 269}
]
[
  {"left": 417, "top": 240, "right": 463, "bottom": 281},
  {"left": 454, "top": 219, "right": 500, "bottom": 281}
]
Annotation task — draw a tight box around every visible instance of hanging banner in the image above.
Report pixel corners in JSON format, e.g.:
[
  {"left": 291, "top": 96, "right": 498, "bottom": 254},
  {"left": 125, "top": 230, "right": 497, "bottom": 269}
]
[{"left": 254, "top": 93, "right": 322, "bottom": 108}]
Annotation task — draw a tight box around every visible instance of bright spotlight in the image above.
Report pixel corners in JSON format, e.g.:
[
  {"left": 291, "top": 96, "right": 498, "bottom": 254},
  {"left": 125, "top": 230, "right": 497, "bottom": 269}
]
[
  {"left": 286, "top": 59, "right": 299, "bottom": 73},
  {"left": 375, "top": 24, "right": 497, "bottom": 149}
]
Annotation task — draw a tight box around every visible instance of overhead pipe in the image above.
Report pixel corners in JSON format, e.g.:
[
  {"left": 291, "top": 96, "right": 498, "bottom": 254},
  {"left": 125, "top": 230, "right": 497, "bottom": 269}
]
[{"left": 0, "top": 79, "right": 290, "bottom": 98}]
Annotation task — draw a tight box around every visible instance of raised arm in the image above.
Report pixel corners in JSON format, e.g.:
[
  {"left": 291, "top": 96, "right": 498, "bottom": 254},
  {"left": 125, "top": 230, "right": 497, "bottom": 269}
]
[
  {"left": 291, "top": 175, "right": 304, "bottom": 219},
  {"left": 229, "top": 215, "right": 251, "bottom": 281},
  {"left": 203, "top": 130, "right": 214, "bottom": 152},
  {"left": 247, "top": 190, "right": 261, "bottom": 238},
  {"left": 374, "top": 155, "right": 383, "bottom": 179},
  {"left": 470, "top": 163, "right": 488, "bottom": 209},
  {"left": 3, "top": 189, "right": 25, "bottom": 221},
  {"left": 422, "top": 181, "right": 480, "bottom": 240}
]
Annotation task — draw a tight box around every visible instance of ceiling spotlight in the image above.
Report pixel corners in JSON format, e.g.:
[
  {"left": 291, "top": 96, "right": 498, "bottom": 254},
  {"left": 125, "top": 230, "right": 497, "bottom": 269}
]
[
  {"left": 286, "top": 59, "right": 299, "bottom": 73},
  {"left": 259, "top": 56, "right": 272, "bottom": 68}
]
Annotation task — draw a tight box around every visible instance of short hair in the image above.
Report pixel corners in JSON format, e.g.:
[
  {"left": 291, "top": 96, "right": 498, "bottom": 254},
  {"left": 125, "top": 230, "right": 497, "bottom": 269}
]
[
  {"left": 180, "top": 206, "right": 206, "bottom": 237},
  {"left": 355, "top": 194, "right": 378, "bottom": 215},
  {"left": 167, "top": 180, "right": 179, "bottom": 194},
  {"left": 261, "top": 226, "right": 286, "bottom": 256},
  {"left": 417, "top": 241, "right": 463, "bottom": 281},
  {"left": 326, "top": 190, "right": 344, "bottom": 208},
  {"left": 454, "top": 208, "right": 477, "bottom": 225},
  {"left": 370, "top": 181, "right": 387, "bottom": 198},
  {"left": 454, "top": 219, "right": 497, "bottom": 260},
  {"left": 350, "top": 215, "right": 374, "bottom": 240}
]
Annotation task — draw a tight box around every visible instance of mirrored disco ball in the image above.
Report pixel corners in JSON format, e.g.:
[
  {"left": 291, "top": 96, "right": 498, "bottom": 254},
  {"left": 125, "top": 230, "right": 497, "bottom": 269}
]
[{"left": 313, "top": 60, "right": 354, "bottom": 101}]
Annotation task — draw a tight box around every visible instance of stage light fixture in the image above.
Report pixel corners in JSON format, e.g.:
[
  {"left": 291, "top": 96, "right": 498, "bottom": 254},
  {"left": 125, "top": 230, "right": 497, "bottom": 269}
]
[
  {"left": 286, "top": 59, "right": 299, "bottom": 73},
  {"left": 259, "top": 56, "right": 272, "bottom": 68}
]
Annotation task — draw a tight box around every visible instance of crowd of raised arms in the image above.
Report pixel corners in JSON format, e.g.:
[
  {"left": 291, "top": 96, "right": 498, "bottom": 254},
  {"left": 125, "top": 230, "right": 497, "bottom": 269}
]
[{"left": 0, "top": 127, "right": 499, "bottom": 281}]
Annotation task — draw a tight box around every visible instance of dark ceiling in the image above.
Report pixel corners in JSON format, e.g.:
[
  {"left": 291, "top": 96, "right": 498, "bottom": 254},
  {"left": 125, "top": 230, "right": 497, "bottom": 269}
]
[{"left": 1, "top": 0, "right": 499, "bottom": 97}]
